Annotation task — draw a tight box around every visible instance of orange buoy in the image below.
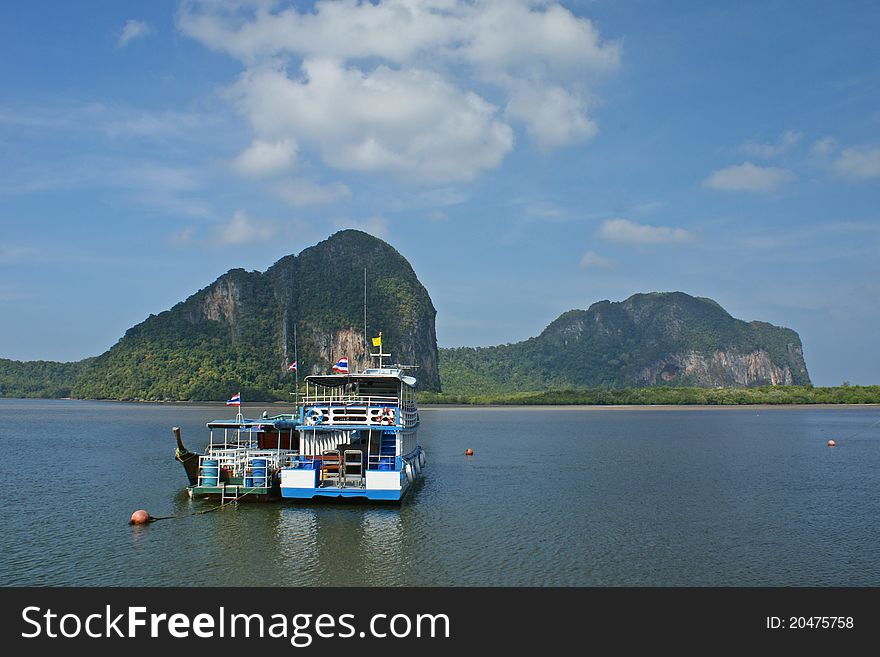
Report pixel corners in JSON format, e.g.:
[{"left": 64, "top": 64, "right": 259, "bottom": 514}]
[
  {"left": 129, "top": 509, "right": 151, "bottom": 525},
  {"left": 464, "top": 448, "right": 473, "bottom": 456},
  {"left": 827, "top": 439, "right": 836, "bottom": 448}
]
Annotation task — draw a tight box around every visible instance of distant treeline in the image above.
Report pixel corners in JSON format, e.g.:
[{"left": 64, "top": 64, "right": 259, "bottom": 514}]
[
  {"left": 418, "top": 385, "right": 880, "bottom": 406},
  {"left": 2, "top": 354, "right": 878, "bottom": 406},
  {"left": 0, "top": 358, "right": 95, "bottom": 398}
]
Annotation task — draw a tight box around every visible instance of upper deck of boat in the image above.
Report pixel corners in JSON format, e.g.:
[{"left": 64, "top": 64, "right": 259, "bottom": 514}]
[{"left": 304, "top": 368, "right": 416, "bottom": 389}]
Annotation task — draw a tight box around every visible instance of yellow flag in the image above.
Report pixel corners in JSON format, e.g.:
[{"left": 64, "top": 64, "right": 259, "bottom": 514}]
[{"left": 372, "top": 336, "right": 382, "bottom": 347}]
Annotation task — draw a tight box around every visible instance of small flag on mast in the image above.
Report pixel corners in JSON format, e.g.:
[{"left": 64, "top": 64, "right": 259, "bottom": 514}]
[
  {"left": 371, "top": 336, "right": 382, "bottom": 347},
  {"left": 288, "top": 361, "right": 297, "bottom": 372},
  {"left": 226, "top": 392, "right": 241, "bottom": 406},
  {"left": 332, "top": 357, "right": 349, "bottom": 373}
]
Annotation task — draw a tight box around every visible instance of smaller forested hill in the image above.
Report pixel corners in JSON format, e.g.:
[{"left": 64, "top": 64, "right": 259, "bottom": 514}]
[{"left": 440, "top": 292, "right": 810, "bottom": 393}]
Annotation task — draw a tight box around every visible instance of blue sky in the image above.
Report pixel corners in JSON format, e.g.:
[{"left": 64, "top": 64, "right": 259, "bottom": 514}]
[{"left": 2, "top": 1, "right": 879, "bottom": 386}]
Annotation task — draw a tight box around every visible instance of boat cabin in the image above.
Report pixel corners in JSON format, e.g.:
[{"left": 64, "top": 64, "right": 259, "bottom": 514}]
[{"left": 290, "top": 369, "right": 419, "bottom": 490}]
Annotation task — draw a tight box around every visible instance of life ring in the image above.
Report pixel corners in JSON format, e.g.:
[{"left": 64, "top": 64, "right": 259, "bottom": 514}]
[
  {"left": 305, "top": 407, "right": 324, "bottom": 425},
  {"left": 404, "top": 461, "right": 414, "bottom": 482},
  {"left": 379, "top": 407, "right": 395, "bottom": 425},
  {"left": 418, "top": 450, "right": 426, "bottom": 468}
]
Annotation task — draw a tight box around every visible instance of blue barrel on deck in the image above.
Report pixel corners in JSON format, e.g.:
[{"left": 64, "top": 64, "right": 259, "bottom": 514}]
[
  {"left": 244, "top": 476, "right": 254, "bottom": 487},
  {"left": 201, "top": 459, "right": 219, "bottom": 487},
  {"left": 251, "top": 458, "right": 268, "bottom": 487}
]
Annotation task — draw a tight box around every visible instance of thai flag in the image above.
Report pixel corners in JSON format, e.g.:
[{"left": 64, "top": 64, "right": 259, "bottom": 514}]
[
  {"left": 288, "top": 361, "right": 297, "bottom": 372},
  {"left": 332, "top": 357, "right": 349, "bottom": 373},
  {"left": 226, "top": 392, "right": 241, "bottom": 406}
]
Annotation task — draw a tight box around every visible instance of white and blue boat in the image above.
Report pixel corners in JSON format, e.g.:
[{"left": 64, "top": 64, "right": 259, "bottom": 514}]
[{"left": 280, "top": 344, "right": 426, "bottom": 502}]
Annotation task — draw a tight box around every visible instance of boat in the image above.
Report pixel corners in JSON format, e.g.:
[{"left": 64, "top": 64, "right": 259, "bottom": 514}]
[
  {"left": 173, "top": 338, "right": 426, "bottom": 503},
  {"left": 279, "top": 342, "right": 426, "bottom": 501},
  {"left": 174, "top": 412, "right": 300, "bottom": 502}
]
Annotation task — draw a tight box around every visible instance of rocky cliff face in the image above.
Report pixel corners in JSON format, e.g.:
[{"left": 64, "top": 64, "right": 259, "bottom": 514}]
[
  {"left": 73, "top": 230, "right": 440, "bottom": 400},
  {"left": 440, "top": 291, "right": 810, "bottom": 392},
  {"left": 200, "top": 277, "right": 240, "bottom": 323},
  {"left": 639, "top": 348, "right": 802, "bottom": 387}
]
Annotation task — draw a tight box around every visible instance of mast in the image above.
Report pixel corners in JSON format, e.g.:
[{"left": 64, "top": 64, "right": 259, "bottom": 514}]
[
  {"left": 370, "top": 331, "right": 391, "bottom": 369},
  {"left": 294, "top": 321, "right": 299, "bottom": 410},
  {"left": 363, "top": 266, "right": 368, "bottom": 364}
]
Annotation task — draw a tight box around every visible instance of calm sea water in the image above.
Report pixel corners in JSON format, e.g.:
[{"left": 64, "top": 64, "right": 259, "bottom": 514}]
[{"left": 1, "top": 399, "right": 879, "bottom": 586}]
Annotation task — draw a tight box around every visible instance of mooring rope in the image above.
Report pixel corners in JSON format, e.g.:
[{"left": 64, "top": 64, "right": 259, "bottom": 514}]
[
  {"left": 191, "top": 487, "right": 259, "bottom": 515},
  {"left": 130, "top": 487, "right": 259, "bottom": 524}
]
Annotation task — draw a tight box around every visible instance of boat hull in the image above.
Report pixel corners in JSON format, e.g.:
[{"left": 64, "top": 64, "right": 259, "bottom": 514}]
[
  {"left": 280, "top": 486, "right": 409, "bottom": 502},
  {"left": 279, "top": 447, "right": 423, "bottom": 502},
  {"left": 173, "top": 427, "right": 201, "bottom": 486},
  {"left": 186, "top": 485, "right": 281, "bottom": 502}
]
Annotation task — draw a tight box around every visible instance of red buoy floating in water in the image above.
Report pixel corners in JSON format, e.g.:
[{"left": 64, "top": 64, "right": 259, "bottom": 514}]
[
  {"left": 129, "top": 509, "right": 151, "bottom": 525},
  {"left": 465, "top": 448, "right": 474, "bottom": 456},
  {"left": 827, "top": 439, "right": 836, "bottom": 448}
]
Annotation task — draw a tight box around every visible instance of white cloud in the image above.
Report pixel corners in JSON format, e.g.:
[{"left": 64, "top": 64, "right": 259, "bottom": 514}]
[
  {"left": 169, "top": 226, "right": 197, "bottom": 246},
  {"left": 233, "top": 61, "right": 513, "bottom": 182},
  {"left": 579, "top": 250, "right": 611, "bottom": 268},
  {"left": 231, "top": 138, "right": 297, "bottom": 177},
  {"left": 505, "top": 82, "right": 596, "bottom": 150},
  {"left": 118, "top": 19, "right": 151, "bottom": 48},
  {"left": 834, "top": 146, "right": 880, "bottom": 180},
  {"left": 214, "top": 210, "right": 277, "bottom": 245},
  {"left": 178, "top": 1, "right": 620, "bottom": 178},
  {"left": 456, "top": 1, "right": 620, "bottom": 74},
  {"left": 812, "top": 136, "right": 838, "bottom": 157},
  {"left": 271, "top": 178, "right": 351, "bottom": 206},
  {"left": 598, "top": 218, "right": 692, "bottom": 245},
  {"left": 178, "top": 0, "right": 619, "bottom": 72},
  {"left": 739, "top": 130, "right": 802, "bottom": 158},
  {"left": 703, "top": 162, "right": 795, "bottom": 192}
]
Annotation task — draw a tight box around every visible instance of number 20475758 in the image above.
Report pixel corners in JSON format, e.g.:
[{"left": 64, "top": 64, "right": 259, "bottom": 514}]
[{"left": 766, "top": 616, "right": 854, "bottom": 629}]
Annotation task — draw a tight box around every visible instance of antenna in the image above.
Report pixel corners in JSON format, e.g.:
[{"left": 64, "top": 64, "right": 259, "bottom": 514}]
[
  {"left": 294, "top": 321, "right": 299, "bottom": 410},
  {"left": 363, "top": 266, "right": 368, "bottom": 363}
]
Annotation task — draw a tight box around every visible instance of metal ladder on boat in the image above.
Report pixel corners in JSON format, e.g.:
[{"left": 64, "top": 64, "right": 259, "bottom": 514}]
[{"left": 222, "top": 485, "right": 240, "bottom": 502}]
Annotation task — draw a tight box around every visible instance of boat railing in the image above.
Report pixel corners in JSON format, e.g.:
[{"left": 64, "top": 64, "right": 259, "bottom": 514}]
[
  {"left": 300, "top": 401, "right": 404, "bottom": 427},
  {"left": 244, "top": 450, "right": 298, "bottom": 469},
  {"left": 287, "top": 453, "right": 397, "bottom": 473},
  {"left": 197, "top": 449, "right": 298, "bottom": 484},
  {"left": 367, "top": 455, "right": 398, "bottom": 471},
  {"left": 399, "top": 407, "right": 418, "bottom": 427},
  {"left": 301, "top": 393, "right": 399, "bottom": 406}
]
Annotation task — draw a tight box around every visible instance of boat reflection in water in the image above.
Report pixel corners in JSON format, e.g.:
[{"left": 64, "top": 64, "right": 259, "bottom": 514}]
[{"left": 274, "top": 506, "right": 408, "bottom": 586}]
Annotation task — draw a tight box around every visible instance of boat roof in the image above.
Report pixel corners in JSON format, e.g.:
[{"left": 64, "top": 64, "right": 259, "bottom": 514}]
[
  {"left": 206, "top": 417, "right": 298, "bottom": 430},
  {"left": 305, "top": 369, "right": 417, "bottom": 388}
]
